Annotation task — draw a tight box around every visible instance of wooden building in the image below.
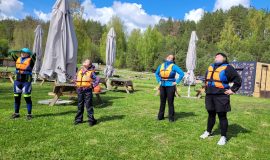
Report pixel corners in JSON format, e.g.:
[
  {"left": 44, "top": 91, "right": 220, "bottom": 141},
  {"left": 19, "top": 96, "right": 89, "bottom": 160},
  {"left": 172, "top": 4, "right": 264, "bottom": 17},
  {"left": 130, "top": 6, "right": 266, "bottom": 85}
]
[
  {"left": 230, "top": 61, "right": 270, "bottom": 98},
  {"left": 0, "top": 58, "right": 15, "bottom": 67}
]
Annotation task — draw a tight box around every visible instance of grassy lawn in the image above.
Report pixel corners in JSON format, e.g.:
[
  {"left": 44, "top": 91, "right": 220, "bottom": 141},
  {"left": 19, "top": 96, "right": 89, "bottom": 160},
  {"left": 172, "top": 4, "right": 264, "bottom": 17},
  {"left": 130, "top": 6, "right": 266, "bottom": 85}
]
[{"left": 0, "top": 69, "right": 270, "bottom": 159}]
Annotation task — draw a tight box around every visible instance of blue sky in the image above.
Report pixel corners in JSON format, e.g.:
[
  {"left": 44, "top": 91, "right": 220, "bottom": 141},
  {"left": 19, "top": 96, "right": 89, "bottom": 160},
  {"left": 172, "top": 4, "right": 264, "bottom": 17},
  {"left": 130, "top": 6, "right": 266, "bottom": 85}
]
[
  {"left": 12, "top": 0, "right": 213, "bottom": 20},
  {"left": 0, "top": 0, "right": 269, "bottom": 32},
  {"left": 20, "top": 0, "right": 270, "bottom": 19}
]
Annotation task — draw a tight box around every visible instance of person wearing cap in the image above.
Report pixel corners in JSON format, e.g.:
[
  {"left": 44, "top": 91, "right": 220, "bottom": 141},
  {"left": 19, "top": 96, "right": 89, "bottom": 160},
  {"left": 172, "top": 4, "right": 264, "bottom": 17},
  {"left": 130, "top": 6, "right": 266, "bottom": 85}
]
[
  {"left": 200, "top": 53, "right": 242, "bottom": 145},
  {"left": 155, "top": 54, "right": 184, "bottom": 122},
  {"left": 9, "top": 48, "right": 36, "bottom": 120}
]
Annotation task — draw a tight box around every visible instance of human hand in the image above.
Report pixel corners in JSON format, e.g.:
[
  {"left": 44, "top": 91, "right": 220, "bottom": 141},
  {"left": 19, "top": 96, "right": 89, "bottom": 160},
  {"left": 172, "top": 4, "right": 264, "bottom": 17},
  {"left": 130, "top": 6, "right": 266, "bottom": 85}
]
[
  {"left": 173, "top": 82, "right": 177, "bottom": 86},
  {"left": 224, "top": 89, "right": 234, "bottom": 95}
]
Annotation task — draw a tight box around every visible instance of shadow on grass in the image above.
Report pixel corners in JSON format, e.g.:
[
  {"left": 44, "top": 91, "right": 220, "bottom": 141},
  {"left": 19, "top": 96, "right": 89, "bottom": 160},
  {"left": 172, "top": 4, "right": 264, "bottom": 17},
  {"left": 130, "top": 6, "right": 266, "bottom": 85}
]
[
  {"left": 109, "top": 89, "right": 141, "bottom": 94},
  {"left": 174, "top": 112, "right": 196, "bottom": 120},
  {"left": 34, "top": 110, "right": 76, "bottom": 118},
  {"left": 213, "top": 123, "right": 251, "bottom": 140},
  {"left": 68, "top": 96, "right": 125, "bottom": 108},
  {"left": 98, "top": 115, "right": 125, "bottom": 123},
  {"left": 78, "top": 115, "right": 125, "bottom": 124},
  {"left": 94, "top": 96, "right": 125, "bottom": 108}
]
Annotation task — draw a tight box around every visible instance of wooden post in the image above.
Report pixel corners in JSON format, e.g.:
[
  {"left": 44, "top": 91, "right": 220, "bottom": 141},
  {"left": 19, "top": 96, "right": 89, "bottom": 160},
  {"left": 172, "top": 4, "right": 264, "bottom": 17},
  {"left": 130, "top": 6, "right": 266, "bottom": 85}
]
[
  {"left": 95, "top": 94, "right": 102, "bottom": 103},
  {"left": 49, "top": 88, "right": 63, "bottom": 106}
]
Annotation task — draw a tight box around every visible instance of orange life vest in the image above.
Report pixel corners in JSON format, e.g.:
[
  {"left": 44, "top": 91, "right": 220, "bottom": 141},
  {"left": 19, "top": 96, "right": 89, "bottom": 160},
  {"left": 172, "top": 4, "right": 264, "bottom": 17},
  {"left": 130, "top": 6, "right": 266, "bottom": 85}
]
[
  {"left": 76, "top": 69, "right": 93, "bottom": 88},
  {"left": 159, "top": 63, "right": 174, "bottom": 80},
  {"left": 16, "top": 57, "right": 32, "bottom": 74},
  {"left": 206, "top": 64, "right": 229, "bottom": 89}
]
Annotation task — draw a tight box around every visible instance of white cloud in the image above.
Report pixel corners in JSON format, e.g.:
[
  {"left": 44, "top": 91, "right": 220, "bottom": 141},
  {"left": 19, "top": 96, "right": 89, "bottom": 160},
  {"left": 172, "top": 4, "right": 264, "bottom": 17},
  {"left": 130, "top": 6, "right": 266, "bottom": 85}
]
[
  {"left": 0, "top": 0, "right": 24, "bottom": 20},
  {"left": 81, "top": 0, "right": 166, "bottom": 33},
  {"left": 34, "top": 9, "right": 51, "bottom": 22},
  {"left": 81, "top": 0, "right": 114, "bottom": 25},
  {"left": 184, "top": 0, "right": 250, "bottom": 23},
  {"left": 184, "top": 8, "right": 205, "bottom": 23},
  {"left": 214, "top": 0, "right": 250, "bottom": 11}
]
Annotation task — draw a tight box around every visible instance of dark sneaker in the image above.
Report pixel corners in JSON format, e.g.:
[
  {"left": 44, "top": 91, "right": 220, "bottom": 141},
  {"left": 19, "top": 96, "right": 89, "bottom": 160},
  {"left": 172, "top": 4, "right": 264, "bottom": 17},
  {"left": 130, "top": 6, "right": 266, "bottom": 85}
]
[
  {"left": 26, "top": 114, "right": 32, "bottom": 120},
  {"left": 11, "top": 113, "right": 20, "bottom": 119},
  {"left": 89, "top": 119, "right": 97, "bottom": 126},
  {"left": 74, "top": 121, "right": 82, "bottom": 125},
  {"left": 157, "top": 117, "right": 164, "bottom": 121},
  {"left": 169, "top": 119, "right": 175, "bottom": 122}
]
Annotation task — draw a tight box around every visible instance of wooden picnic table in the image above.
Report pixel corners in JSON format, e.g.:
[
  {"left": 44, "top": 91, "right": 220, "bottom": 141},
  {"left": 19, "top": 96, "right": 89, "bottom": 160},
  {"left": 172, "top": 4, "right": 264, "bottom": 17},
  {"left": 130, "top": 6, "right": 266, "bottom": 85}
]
[
  {"left": 110, "top": 78, "right": 134, "bottom": 94},
  {"left": 99, "top": 77, "right": 107, "bottom": 88},
  {"left": 49, "top": 83, "right": 107, "bottom": 106},
  {"left": 0, "top": 71, "right": 14, "bottom": 83}
]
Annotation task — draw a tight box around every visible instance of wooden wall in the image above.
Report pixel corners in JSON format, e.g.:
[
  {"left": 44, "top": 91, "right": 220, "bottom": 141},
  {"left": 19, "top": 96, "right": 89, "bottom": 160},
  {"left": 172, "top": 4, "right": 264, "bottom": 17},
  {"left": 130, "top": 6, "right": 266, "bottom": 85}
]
[{"left": 253, "top": 62, "right": 270, "bottom": 98}]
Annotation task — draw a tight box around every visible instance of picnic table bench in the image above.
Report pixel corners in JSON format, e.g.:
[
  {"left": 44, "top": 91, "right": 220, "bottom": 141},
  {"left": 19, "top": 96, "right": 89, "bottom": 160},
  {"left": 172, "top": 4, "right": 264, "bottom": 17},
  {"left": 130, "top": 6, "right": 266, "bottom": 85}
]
[
  {"left": 195, "top": 85, "right": 205, "bottom": 98},
  {"left": 49, "top": 83, "right": 107, "bottom": 106},
  {"left": 110, "top": 78, "right": 134, "bottom": 94}
]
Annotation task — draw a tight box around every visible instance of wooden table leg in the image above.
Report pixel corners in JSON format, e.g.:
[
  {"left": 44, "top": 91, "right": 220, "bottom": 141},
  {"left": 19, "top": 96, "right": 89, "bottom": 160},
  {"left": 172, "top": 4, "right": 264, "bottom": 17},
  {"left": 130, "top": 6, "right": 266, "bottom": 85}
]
[
  {"left": 130, "top": 85, "right": 134, "bottom": 92},
  {"left": 8, "top": 74, "right": 14, "bottom": 84},
  {"left": 49, "top": 94, "right": 59, "bottom": 106},
  {"left": 40, "top": 79, "right": 45, "bottom": 86},
  {"left": 125, "top": 86, "right": 130, "bottom": 94},
  {"left": 155, "top": 90, "right": 160, "bottom": 96},
  {"left": 95, "top": 94, "right": 102, "bottom": 104},
  {"left": 49, "top": 92, "right": 62, "bottom": 106},
  {"left": 175, "top": 87, "right": 180, "bottom": 97}
]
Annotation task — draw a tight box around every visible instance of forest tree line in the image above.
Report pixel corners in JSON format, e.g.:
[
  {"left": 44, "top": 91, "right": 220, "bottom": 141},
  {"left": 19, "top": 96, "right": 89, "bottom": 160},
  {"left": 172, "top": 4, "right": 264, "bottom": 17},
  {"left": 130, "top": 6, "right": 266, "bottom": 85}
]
[{"left": 0, "top": 5, "right": 270, "bottom": 75}]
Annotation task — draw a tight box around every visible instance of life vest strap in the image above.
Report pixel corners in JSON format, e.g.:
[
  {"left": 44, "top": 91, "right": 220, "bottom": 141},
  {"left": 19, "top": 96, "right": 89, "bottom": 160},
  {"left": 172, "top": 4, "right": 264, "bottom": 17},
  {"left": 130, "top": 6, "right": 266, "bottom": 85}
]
[
  {"left": 206, "top": 79, "right": 228, "bottom": 83},
  {"left": 16, "top": 68, "right": 32, "bottom": 71},
  {"left": 77, "top": 80, "right": 92, "bottom": 82},
  {"left": 159, "top": 63, "right": 174, "bottom": 80}
]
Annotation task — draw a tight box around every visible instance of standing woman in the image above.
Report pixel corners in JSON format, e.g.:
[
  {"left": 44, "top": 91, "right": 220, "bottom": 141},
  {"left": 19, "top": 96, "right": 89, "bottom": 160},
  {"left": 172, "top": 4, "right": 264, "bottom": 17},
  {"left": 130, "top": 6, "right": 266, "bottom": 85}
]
[
  {"left": 200, "top": 53, "right": 241, "bottom": 145},
  {"left": 155, "top": 54, "right": 184, "bottom": 122}
]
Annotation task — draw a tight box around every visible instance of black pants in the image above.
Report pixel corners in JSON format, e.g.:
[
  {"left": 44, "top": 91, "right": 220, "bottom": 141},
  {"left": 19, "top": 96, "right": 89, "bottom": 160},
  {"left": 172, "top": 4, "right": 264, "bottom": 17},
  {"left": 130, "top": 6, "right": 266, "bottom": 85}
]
[
  {"left": 75, "top": 89, "right": 95, "bottom": 123},
  {"left": 207, "top": 110, "right": 228, "bottom": 137},
  {"left": 14, "top": 94, "right": 32, "bottom": 114},
  {"left": 158, "top": 86, "right": 176, "bottom": 120}
]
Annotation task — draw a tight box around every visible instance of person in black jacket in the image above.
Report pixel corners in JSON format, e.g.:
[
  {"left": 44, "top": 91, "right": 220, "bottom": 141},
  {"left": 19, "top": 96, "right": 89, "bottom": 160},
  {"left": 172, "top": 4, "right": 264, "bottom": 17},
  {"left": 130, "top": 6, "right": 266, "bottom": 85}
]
[{"left": 200, "top": 53, "right": 241, "bottom": 145}]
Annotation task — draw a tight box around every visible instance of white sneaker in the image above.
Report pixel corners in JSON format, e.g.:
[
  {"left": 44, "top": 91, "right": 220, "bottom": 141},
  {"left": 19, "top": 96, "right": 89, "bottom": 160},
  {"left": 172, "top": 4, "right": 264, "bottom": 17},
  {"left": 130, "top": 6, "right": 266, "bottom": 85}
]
[
  {"left": 217, "top": 136, "right": 227, "bottom": 145},
  {"left": 200, "top": 131, "right": 210, "bottom": 139}
]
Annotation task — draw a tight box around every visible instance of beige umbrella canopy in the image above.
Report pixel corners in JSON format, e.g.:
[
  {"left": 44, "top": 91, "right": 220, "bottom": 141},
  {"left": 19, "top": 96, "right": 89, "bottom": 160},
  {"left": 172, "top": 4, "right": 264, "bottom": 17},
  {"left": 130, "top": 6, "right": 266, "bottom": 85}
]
[
  {"left": 32, "top": 25, "right": 43, "bottom": 74},
  {"left": 40, "top": 0, "right": 78, "bottom": 83},
  {"left": 184, "top": 31, "right": 198, "bottom": 97},
  {"left": 104, "top": 27, "right": 116, "bottom": 78}
]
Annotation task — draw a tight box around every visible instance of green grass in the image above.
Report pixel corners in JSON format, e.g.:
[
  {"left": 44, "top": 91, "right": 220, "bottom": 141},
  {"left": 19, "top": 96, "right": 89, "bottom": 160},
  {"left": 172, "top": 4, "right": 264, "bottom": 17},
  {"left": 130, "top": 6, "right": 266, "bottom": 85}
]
[{"left": 0, "top": 69, "right": 270, "bottom": 160}]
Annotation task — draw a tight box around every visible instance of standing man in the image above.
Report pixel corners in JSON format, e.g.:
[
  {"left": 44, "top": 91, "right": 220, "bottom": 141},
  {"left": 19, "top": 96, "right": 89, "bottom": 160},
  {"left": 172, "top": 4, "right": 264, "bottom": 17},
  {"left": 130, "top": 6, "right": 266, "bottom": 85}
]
[
  {"left": 9, "top": 48, "right": 36, "bottom": 120},
  {"left": 155, "top": 54, "right": 184, "bottom": 122},
  {"left": 200, "top": 53, "right": 241, "bottom": 145}
]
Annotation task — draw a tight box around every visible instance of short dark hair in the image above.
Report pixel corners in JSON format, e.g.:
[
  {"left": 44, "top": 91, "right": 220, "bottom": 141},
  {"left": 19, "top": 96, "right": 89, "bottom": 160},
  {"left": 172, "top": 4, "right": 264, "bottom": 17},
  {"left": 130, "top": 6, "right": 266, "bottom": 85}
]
[
  {"left": 82, "top": 59, "right": 92, "bottom": 64},
  {"left": 215, "top": 52, "right": 228, "bottom": 63},
  {"left": 166, "top": 54, "right": 175, "bottom": 63}
]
